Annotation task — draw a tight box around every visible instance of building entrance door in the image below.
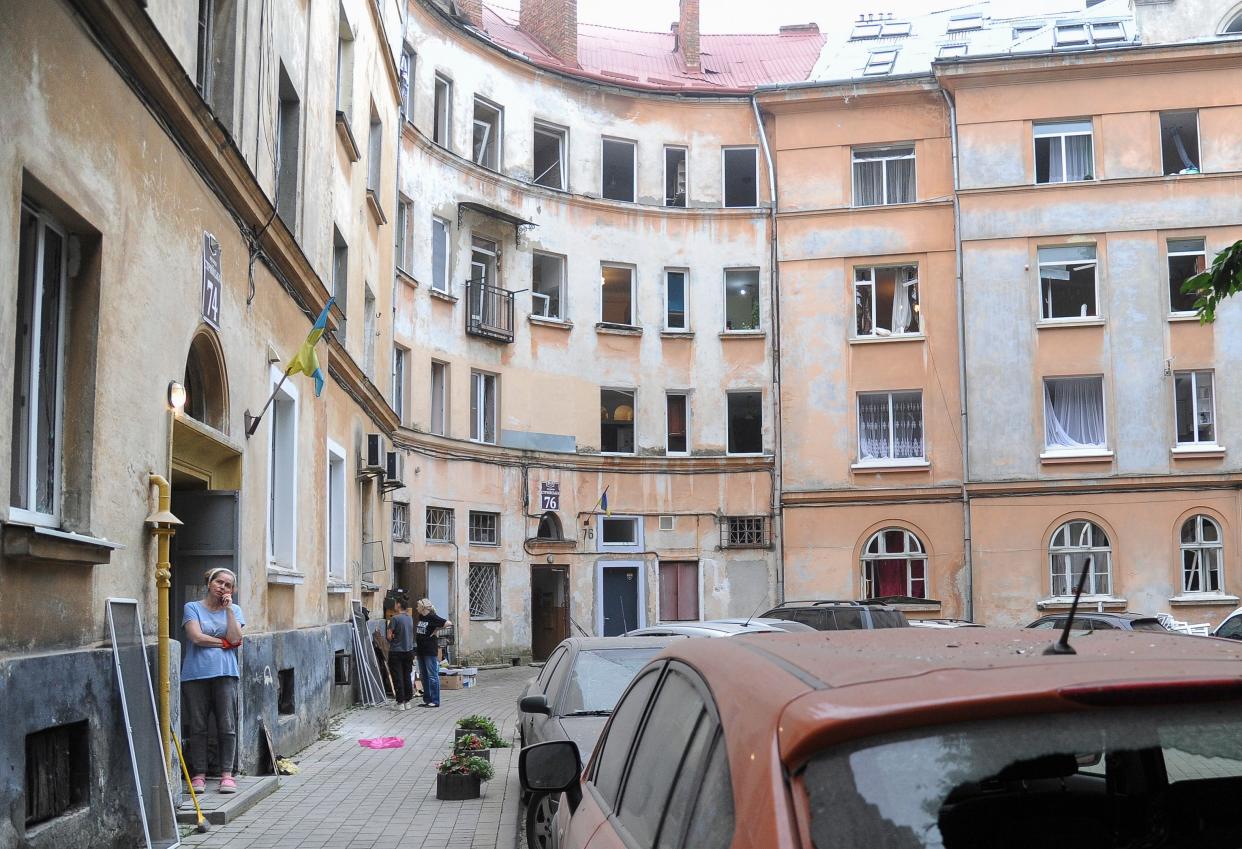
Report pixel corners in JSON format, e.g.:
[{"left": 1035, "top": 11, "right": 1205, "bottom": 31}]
[
  {"left": 530, "top": 565, "right": 568, "bottom": 660},
  {"left": 600, "top": 564, "right": 641, "bottom": 637}
]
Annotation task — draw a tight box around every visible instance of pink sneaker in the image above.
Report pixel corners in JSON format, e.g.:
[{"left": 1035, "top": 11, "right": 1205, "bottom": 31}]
[
  {"left": 218, "top": 776, "right": 238, "bottom": 794},
  {"left": 190, "top": 775, "right": 206, "bottom": 794}
]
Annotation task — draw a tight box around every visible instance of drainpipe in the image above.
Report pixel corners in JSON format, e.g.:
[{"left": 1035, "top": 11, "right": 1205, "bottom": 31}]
[
  {"left": 751, "top": 94, "right": 785, "bottom": 604},
  {"left": 941, "top": 88, "right": 974, "bottom": 622},
  {"left": 146, "top": 475, "right": 182, "bottom": 763}
]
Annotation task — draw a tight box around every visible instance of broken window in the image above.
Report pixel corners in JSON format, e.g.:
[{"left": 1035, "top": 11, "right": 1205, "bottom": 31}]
[
  {"left": 425, "top": 506, "right": 454, "bottom": 541},
  {"left": 1054, "top": 23, "right": 1089, "bottom": 46},
  {"left": 853, "top": 145, "right": 915, "bottom": 206},
  {"left": 399, "top": 44, "right": 414, "bottom": 121},
  {"left": 275, "top": 64, "right": 301, "bottom": 227},
  {"left": 665, "top": 146, "right": 687, "bottom": 207},
  {"left": 366, "top": 104, "right": 382, "bottom": 193},
  {"left": 395, "top": 196, "right": 413, "bottom": 273},
  {"left": 665, "top": 269, "right": 688, "bottom": 330},
  {"left": 25, "top": 721, "right": 89, "bottom": 827},
  {"left": 431, "top": 216, "right": 450, "bottom": 292},
  {"left": 196, "top": 0, "right": 238, "bottom": 128},
  {"left": 855, "top": 265, "right": 919, "bottom": 337},
  {"left": 363, "top": 285, "right": 376, "bottom": 376},
  {"left": 601, "top": 516, "right": 639, "bottom": 545},
  {"left": 335, "top": 4, "right": 354, "bottom": 119},
  {"left": 468, "top": 563, "right": 500, "bottom": 619},
  {"left": 861, "top": 528, "right": 927, "bottom": 599},
  {"left": 1168, "top": 237, "right": 1206, "bottom": 313},
  {"left": 946, "top": 12, "right": 982, "bottom": 32},
  {"left": 863, "top": 49, "right": 899, "bottom": 75},
  {"left": 429, "top": 361, "right": 447, "bottom": 435},
  {"left": 1038, "top": 244, "right": 1097, "bottom": 320},
  {"left": 1044, "top": 376, "right": 1106, "bottom": 450},
  {"left": 938, "top": 43, "right": 968, "bottom": 58},
  {"left": 722, "top": 147, "right": 758, "bottom": 207},
  {"left": 470, "top": 370, "right": 497, "bottom": 444},
  {"left": 1160, "top": 110, "right": 1200, "bottom": 175},
  {"left": 601, "top": 388, "right": 636, "bottom": 454},
  {"left": 471, "top": 97, "right": 502, "bottom": 170},
  {"left": 533, "top": 121, "right": 566, "bottom": 189},
  {"left": 727, "top": 391, "right": 763, "bottom": 454},
  {"left": 724, "top": 268, "right": 760, "bottom": 331},
  {"left": 1049, "top": 520, "right": 1111, "bottom": 596},
  {"left": 433, "top": 74, "right": 451, "bottom": 147},
  {"left": 468, "top": 511, "right": 499, "bottom": 545},
  {"left": 1034, "top": 119, "right": 1093, "bottom": 182},
  {"left": 332, "top": 227, "right": 348, "bottom": 339},
  {"left": 858, "top": 391, "right": 923, "bottom": 462},
  {"left": 601, "top": 264, "right": 635, "bottom": 326},
  {"left": 1181, "top": 515, "right": 1222, "bottom": 594},
  {"left": 531, "top": 251, "right": 565, "bottom": 319},
  {"left": 1175, "top": 370, "right": 1215, "bottom": 446},
  {"left": 602, "top": 138, "right": 636, "bottom": 202},
  {"left": 666, "top": 393, "right": 688, "bottom": 453}
]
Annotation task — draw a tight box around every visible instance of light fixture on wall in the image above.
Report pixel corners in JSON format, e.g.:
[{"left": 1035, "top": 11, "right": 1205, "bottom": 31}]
[{"left": 167, "top": 380, "right": 187, "bottom": 413}]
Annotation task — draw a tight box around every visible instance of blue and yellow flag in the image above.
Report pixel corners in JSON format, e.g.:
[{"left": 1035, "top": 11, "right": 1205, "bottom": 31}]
[
  {"left": 600, "top": 487, "right": 610, "bottom": 516},
  {"left": 285, "top": 297, "right": 334, "bottom": 397}
]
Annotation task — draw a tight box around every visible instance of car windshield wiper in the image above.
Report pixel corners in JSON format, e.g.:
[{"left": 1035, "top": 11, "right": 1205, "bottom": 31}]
[{"left": 564, "top": 709, "right": 612, "bottom": 717}]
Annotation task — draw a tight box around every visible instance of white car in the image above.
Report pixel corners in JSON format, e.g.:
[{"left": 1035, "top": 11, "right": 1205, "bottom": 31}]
[
  {"left": 1213, "top": 607, "right": 1242, "bottom": 640},
  {"left": 910, "top": 618, "right": 985, "bottom": 629},
  {"left": 623, "top": 618, "right": 813, "bottom": 638}
]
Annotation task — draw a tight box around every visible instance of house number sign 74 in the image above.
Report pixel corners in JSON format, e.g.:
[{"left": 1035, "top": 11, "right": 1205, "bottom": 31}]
[{"left": 202, "top": 232, "right": 222, "bottom": 329}]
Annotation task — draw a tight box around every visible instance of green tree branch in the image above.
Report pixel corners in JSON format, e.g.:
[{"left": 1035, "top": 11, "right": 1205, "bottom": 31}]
[{"left": 1182, "top": 239, "right": 1242, "bottom": 323}]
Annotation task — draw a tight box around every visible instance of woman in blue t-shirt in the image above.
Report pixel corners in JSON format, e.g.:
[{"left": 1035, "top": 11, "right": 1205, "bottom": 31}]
[{"left": 182, "top": 567, "right": 246, "bottom": 794}]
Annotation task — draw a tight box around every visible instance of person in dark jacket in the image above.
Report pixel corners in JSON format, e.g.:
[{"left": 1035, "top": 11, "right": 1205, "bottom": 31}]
[
  {"left": 385, "top": 596, "right": 415, "bottom": 710},
  {"left": 414, "top": 599, "right": 450, "bottom": 707}
]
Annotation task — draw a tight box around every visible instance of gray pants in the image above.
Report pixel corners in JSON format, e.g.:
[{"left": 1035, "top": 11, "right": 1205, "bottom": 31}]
[{"left": 183, "top": 676, "right": 239, "bottom": 776}]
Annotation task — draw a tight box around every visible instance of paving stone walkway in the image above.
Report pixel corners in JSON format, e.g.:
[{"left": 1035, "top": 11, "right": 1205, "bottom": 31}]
[{"left": 181, "top": 666, "right": 534, "bottom": 849}]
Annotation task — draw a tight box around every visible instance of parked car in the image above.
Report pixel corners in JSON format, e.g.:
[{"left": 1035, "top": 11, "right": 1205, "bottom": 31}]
[
  {"left": 909, "top": 618, "right": 985, "bottom": 629},
  {"left": 520, "top": 628, "right": 1242, "bottom": 849},
  {"left": 622, "top": 619, "right": 804, "bottom": 638},
  {"left": 761, "top": 599, "right": 910, "bottom": 630},
  {"left": 517, "top": 636, "right": 678, "bottom": 849},
  {"left": 709, "top": 617, "right": 817, "bottom": 633},
  {"left": 1027, "top": 611, "right": 1169, "bottom": 632},
  {"left": 1212, "top": 606, "right": 1242, "bottom": 639}
]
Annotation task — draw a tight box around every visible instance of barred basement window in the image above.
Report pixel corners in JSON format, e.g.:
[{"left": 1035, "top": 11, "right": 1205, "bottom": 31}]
[
  {"left": 721, "top": 516, "right": 770, "bottom": 549},
  {"left": 469, "top": 511, "right": 499, "bottom": 545},
  {"left": 425, "top": 506, "right": 454, "bottom": 542},
  {"left": 25, "top": 721, "right": 89, "bottom": 827},
  {"left": 392, "top": 503, "right": 410, "bottom": 543},
  {"left": 469, "top": 562, "right": 500, "bottom": 619}
]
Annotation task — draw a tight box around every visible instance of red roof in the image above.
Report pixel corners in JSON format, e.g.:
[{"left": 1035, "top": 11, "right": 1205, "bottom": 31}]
[{"left": 480, "top": 4, "right": 825, "bottom": 93}]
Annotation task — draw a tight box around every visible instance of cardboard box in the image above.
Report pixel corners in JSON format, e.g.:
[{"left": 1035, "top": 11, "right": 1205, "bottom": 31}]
[{"left": 440, "top": 672, "right": 463, "bottom": 690}]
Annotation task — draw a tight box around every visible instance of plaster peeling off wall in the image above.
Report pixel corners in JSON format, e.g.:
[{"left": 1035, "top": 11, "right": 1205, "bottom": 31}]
[{"left": 701, "top": 557, "right": 773, "bottom": 618}]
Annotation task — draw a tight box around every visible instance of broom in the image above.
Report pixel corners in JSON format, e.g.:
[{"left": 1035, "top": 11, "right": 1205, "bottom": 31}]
[{"left": 170, "top": 734, "right": 210, "bottom": 833}]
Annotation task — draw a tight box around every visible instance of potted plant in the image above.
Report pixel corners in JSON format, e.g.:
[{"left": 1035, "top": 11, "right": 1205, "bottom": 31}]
[
  {"left": 453, "top": 732, "right": 490, "bottom": 763},
  {"left": 435, "top": 753, "right": 495, "bottom": 800},
  {"left": 455, "top": 714, "right": 509, "bottom": 749}
]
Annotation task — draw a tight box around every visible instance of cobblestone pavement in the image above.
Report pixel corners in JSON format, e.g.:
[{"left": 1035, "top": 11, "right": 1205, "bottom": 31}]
[{"left": 181, "top": 666, "right": 535, "bottom": 849}]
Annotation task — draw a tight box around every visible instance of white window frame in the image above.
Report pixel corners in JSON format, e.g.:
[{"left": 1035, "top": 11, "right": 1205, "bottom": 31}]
[
  {"left": 937, "top": 43, "right": 969, "bottom": 58},
  {"left": 664, "top": 145, "right": 688, "bottom": 207},
  {"left": 856, "top": 390, "right": 925, "bottom": 465},
  {"left": 666, "top": 391, "right": 690, "bottom": 455},
  {"left": 531, "top": 251, "right": 566, "bottom": 320},
  {"left": 599, "top": 515, "right": 642, "bottom": 549},
  {"left": 395, "top": 195, "right": 413, "bottom": 273},
  {"left": 430, "top": 360, "right": 448, "bottom": 435},
  {"left": 431, "top": 216, "right": 450, "bottom": 293},
  {"left": 1174, "top": 369, "right": 1217, "bottom": 447},
  {"left": 362, "top": 285, "right": 376, "bottom": 376},
  {"left": 392, "top": 345, "right": 407, "bottom": 423},
  {"left": 1037, "top": 244, "right": 1098, "bottom": 322},
  {"left": 1033, "top": 119, "right": 1094, "bottom": 184},
  {"left": 863, "top": 49, "right": 899, "bottom": 75},
  {"left": 1181, "top": 514, "right": 1224, "bottom": 595},
  {"left": 399, "top": 44, "right": 414, "bottom": 122},
  {"left": 860, "top": 528, "right": 928, "bottom": 599},
  {"left": 432, "top": 73, "right": 452, "bottom": 148},
  {"left": 533, "top": 120, "right": 567, "bottom": 190},
  {"left": 326, "top": 440, "right": 347, "bottom": 582},
  {"left": 1042, "top": 375, "right": 1108, "bottom": 455},
  {"left": 721, "top": 146, "right": 759, "bottom": 208},
  {"left": 601, "top": 136, "right": 637, "bottom": 203},
  {"left": 1167, "top": 237, "right": 1206, "bottom": 315},
  {"left": 600, "top": 262, "right": 636, "bottom": 326},
  {"left": 853, "top": 264, "right": 921, "bottom": 338},
  {"left": 723, "top": 267, "right": 761, "bottom": 332},
  {"left": 10, "top": 202, "right": 69, "bottom": 527},
  {"left": 664, "top": 268, "right": 689, "bottom": 331},
  {"left": 852, "top": 145, "right": 916, "bottom": 207},
  {"left": 471, "top": 95, "right": 503, "bottom": 171},
  {"left": 392, "top": 502, "right": 410, "bottom": 543},
  {"left": 266, "top": 363, "right": 300, "bottom": 572},
  {"left": 468, "top": 510, "right": 499, "bottom": 546},
  {"left": 1048, "top": 520, "right": 1113, "bottom": 598},
  {"left": 470, "top": 370, "right": 498, "bottom": 444}
]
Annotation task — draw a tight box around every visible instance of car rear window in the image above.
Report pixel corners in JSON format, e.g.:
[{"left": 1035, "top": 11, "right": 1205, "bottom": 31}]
[
  {"left": 1130, "top": 619, "right": 1168, "bottom": 633},
  {"left": 827, "top": 609, "right": 865, "bottom": 630},
  {"left": 868, "top": 609, "right": 909, "bottom": 629},
  {"left": 560, "top": 648, "right": 662, "bottom": 715},
  {"left": 801, "top": 703, "right": 1242, "bottom": 847}
]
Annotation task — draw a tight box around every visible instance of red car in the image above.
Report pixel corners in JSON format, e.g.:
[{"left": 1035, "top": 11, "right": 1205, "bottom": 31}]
[{"left": 521, "top": 627, "right": 1242, "bottom": 848}]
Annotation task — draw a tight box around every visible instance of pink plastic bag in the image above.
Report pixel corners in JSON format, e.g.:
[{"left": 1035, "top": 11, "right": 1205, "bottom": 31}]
[{"left": 358, "top": 737, "right": 405, "bottom": 749}]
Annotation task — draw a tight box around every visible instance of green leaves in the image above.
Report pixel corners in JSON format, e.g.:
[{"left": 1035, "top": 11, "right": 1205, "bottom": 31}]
[
  {"left": 456, "top": 714, "right": 509, "bottom": 747},
  {"left": 1181, "top": 239, "right": 1242, "bottom": 324},
  {"left": 437, "top": 753, "right": 495, "bottom": 780}
]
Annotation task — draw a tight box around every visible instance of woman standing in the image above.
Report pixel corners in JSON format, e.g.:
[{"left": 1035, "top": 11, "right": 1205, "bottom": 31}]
[
  {"left": 182, "top": 567, "right": 245, "bottom": 793},
  {"left": 386, "top": 596, "right": 415, "bottom": 709},
  {"left": 414, "top": 599, "right": 450, "bottom": 708}
]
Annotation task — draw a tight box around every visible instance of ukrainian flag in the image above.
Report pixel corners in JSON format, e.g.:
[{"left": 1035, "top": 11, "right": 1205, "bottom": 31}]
[{"left": 285, "top": 297, "right": 335, "bottom": 397}]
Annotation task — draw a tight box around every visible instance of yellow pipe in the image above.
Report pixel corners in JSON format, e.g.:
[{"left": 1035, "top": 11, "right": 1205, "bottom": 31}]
[{"left": 149, "top": 474, "right": 176, "bottom": 765}]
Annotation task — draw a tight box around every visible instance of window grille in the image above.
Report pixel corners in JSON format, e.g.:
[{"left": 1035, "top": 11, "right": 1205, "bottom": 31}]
[
  {"left": 425, "top": 506, "right": 454, "bottom": 542},
  {"left": 468, "top": 563, "right": 500, "bottom": 619},
  {"left": 721, "top": 516, "right": 770, "bottom": 549},
  {"left": 392, "top": 504, "right": 410, "bottom": 543},
  {"left": 469, "top": 511, "right": 499, "bottom": 545}
]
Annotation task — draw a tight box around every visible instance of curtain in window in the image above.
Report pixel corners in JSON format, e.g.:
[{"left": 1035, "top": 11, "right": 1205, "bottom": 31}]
[
  {"left": 872, "top": 560, "right": 906, "bottom": 596},
  {"left": 858, "top": 395, "right": 890, "bottom": 459},
  {"left": 887, "top": 157, "right": 915, "bottom": 203},
  {"left": 853, "top": 160, "right": 884, "bottom": 206},
  {"left": 892, "top": 393, "right": 922, "bottom": 458},
  {"left": 1044, "top": 378, "right": 1105, "bottom": 448},
  {"left": 892, "top": 268, "right": 918, "bottom": 333},
  {"left": 1064, "top": 134, "right": 1092, "bottom": 181}
]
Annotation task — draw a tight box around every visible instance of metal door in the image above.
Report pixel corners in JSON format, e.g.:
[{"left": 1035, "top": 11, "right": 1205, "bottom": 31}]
[
  {"left": 428, "top": 562, "right": 452, "bottom": 619},
  {"left": 601, "top": 566, "right": 639, "bottom": 636}
]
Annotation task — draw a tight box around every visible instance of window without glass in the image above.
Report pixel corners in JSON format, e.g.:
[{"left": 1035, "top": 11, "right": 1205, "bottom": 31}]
[
  {"left": 367, "top": 105, "right": 382, "bottom": 192},
  {"left": 468, "top": 562, "right": 500, "bottom": 619},
  {"left": 1168, "top": 238, "right": 1206, "bottom": 313},
  {"left": 533, "top": 121, "right": 566, "bottom": 190},
  {"left": 431, "top": 216, "right": 450, "bottom": 292},
  {"left": 602, "top": 138, "right": 636, "bottom": 202},
  {"left": 853, "top": 146, "right": 916, "bottom": 206},
  {"left": 727, "top": 391, "right": 763, "bottom": 454},
  {"left": 722, "top": 147, "right": 758, "bottom": 207},
  {"left": 659, "top": 562, "right": 699, "bottom": 621},
  {"left": 664, "top": 269, "right": 688, "bottom": 330},
  {"left": 399, "top": 45, "right": 414, "bottom": 121},
  {"left": 938, "top": 43, "right": 968, "bottom": 58},
  {"left": 855, "top": 265, "right": 919, "bottom": 336},
  {"left": 471, "top": 97, "right": 502, "bottom": 170},
  {"left": 947, "top": 12, "right": 982, "bottom": 31},
  {"left": 195, "top": 0, "right": 238, "bottom": 129},
  {"left": 425, "top": 506, "right": 454, "bottom": 541},
  {"left": 1174, "top": 370, "right": 1215, "bottom": 446},
  {"left": 601, "top": 264, "right": 635, "bottom": 325},
  {"left": 724, "top": 268, "right": 760, "bottom": 331},
  {"left": 1054, "top": 21, "right": 1126, "bottom": 47},
  {"left": 335, "top": 5, "right": 354, "bottom": 119},
  {"left": 666, "top": 393, "right": 688, "bottom": 454},
  {"left": 864, "top": 49, "right": 899, "bottom": 75},
  {"left": 1044, "top": 376, "right": 1106, "bottom": 450},
  {"left": 268, "top": 374, "right": 298, "bottom": 569},
  {"left": 275, "top": 65, "right": 301, "bottom": 228},
  {"left": 391, "top": 346, "right": 406, "bottom": 422},
  {"left": 327, "top": 444, "right": 346, "bottom": 580},
  {"left": 470, "top": 371, "right": 497, "bottom": 444},
  {"left": 602, "top": 388, "right": 636, "bottom": 454},
  {"left": 392, "top": 503, "right": 410, "bottom": 543},
  {"left": 332, "top": 227, "right": 348, "bottom": 339},
  {"left": 1160, "top": 110, "right": 1200, "bottom": 175},
  {"left": 665, "top": 146, "right": 687, "bottom": 207},
  {"left": 861, "top": 528, "right": 927, "bottom": 599},
  {"left": 468, "top": 511, "right": 499, "bottom": 545},
  {"left": 363, "top": 285, "right": 376, "bottom": 376},
  {"left": 858, "top": 391, "right": 923, "bottom": 462},
  {"left": 1034, "top": 120, "right": 1093, "bottom": 183},
  {"left": 531, "top": 252, "right": 565, "bottom": 319},
  {"left": 395, "top": 197, "right": 413, "bottom": 273},
  {"left": 1049, "top": 520, "right": 1111, "bottom": 596},
  {"left": 429, "top": 361, "right": 447, "bottom": 435},
  {"left": 10, "top": 203, "right": 67, "bottom": 524},
  {"left": 1038, "top": 244, "right": 1097, "bottom": 320},
  {"left": 601, "top": 516, "right": 639, "bottom": 545},
  {"left": 432, "top": 74, "right": 451, "bottom": 147},
  {"left": 1181, "top": 515, "right": 1223, "bottom": 594}
]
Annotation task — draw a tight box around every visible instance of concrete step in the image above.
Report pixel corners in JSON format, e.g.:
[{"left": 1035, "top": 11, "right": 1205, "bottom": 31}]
[{"left": 177, "top": 775, "right": 279, "bottom": 825}]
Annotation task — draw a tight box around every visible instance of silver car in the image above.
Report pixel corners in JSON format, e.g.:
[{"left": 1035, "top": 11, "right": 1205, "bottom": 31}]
[{"left": 623, "top": 618, "right": 814, "bottom": 638}]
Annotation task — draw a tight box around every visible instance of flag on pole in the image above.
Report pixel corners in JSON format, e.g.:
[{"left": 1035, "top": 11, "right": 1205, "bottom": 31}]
[
  {"left": 285, "top": 297, "right": 335, "bottom": 397},
  {"left": 600, "top": 486, "right": 610, "bottom": 516}
]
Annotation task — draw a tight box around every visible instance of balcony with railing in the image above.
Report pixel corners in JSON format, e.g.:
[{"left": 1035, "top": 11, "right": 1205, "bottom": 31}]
[{"left": 465, "top": 278, "right": 515, "bottom": 343}]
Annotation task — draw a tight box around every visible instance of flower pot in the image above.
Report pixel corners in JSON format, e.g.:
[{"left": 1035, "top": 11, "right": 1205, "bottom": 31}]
[{"left": 436, "top": 772, "right": 481, "bottom": 800}]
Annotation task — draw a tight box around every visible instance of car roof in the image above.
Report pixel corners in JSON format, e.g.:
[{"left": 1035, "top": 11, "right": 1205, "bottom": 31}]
[
  {"left": 627, "top": 621, "right": 778, "bottom": 636},
  {"left": 554, "top": 636, "right": 684, "bottom": 650},
  {"left": 1036, "top": 611, "right": 1157, "bottom": 622}
]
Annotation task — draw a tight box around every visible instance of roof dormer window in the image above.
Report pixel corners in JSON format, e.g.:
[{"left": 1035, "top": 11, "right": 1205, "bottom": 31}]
[{"left": 947, "top": 13, "right": 983, "bottom": 33}]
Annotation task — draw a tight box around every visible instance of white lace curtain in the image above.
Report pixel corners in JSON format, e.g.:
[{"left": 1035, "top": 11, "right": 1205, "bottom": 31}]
[
  {"left": 892, "top": 267, "right": 918, "bottom": 333},
  {"left": 1063, "top": 134, "right": 1093, "bottom": 181},
  {"left": 1044, "top": 377, "right": 1105, "bottom": 449},
  {"left": 860, "top": 393, "right": 923, "bottom": 460}
]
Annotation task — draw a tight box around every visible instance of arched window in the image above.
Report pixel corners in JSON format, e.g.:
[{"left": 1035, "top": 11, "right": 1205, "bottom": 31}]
[
  {"left": 1224, "top": 12, "right": 1242, "bottom": 33},
  {"left": 1181, "top": 515, "right": 1223, "bottom": 593},
  {"left": 1049, "top": 520, "right": 1111, "bottom": 596},
  {"left": 861, "top": 528, "right": 926, "bottom": 599},
  {"left": 536, "top": 511, "right": 563, "bottom": 541},
  {"left": 184, "top": 329, "right": 229, "bottom": 432}
]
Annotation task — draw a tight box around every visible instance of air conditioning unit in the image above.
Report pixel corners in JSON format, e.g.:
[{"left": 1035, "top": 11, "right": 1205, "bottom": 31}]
[
  {"left": 364, "top": 433, "right": 386, "bottom": 471},
  {"left": 385, "top": 450, "right": 403, "bottom": 487}
]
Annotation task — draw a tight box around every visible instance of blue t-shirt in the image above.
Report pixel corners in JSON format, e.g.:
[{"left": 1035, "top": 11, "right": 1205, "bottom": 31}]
[{"left": 181, "top": 600, "right": 246, "bottom": 682}]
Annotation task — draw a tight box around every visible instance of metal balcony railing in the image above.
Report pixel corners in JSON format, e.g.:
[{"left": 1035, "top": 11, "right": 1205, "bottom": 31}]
[{"left": 465, "top": 279, "right": 515, "bottom": 343}]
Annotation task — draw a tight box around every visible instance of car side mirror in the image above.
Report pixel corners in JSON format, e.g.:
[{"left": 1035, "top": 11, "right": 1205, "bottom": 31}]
[
  {"left": 519, "top": 694, "right": 551, "bottom": 715},
  {"left": 519, "top": 741, "right": 583, "bottom": 811}
]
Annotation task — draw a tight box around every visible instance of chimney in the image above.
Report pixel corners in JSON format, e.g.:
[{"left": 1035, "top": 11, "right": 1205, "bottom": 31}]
[
  {"left": 678, "top": 0, "right": 700, "bottom": 71},
  {"left": 519, "top": 0, "right": 579, "bottom": 67},
  {"left": 456, "top": 0, "right": 483, "bottom": 28}
]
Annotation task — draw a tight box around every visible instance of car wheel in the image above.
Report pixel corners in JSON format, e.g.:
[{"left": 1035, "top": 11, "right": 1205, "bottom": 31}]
[{"left": 525, "top": 791, "right": 559, "bottom": 849}]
